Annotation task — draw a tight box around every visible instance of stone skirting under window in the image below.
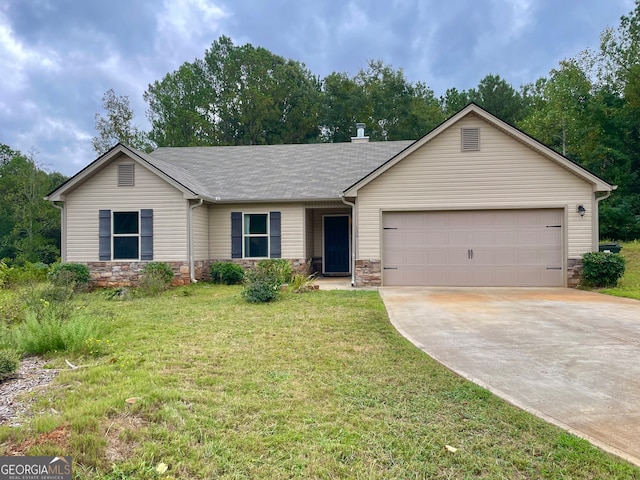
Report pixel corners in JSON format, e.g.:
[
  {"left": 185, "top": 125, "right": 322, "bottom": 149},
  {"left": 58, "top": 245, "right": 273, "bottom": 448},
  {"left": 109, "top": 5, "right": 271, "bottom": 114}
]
[
  {"left": 207, "top": 258, "right": 310, "bottom": 276},
  {"left": 86, "top": 258, "right": 309, "bottom": 287},
  {"left": 86, "top": 261, "right": 193, "bottom": 288}
]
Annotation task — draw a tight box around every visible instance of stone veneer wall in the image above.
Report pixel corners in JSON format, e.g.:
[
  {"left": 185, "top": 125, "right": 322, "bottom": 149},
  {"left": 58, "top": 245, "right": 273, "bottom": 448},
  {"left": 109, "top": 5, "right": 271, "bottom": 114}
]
[
  {"left": 87, "top": 261, "right": 203, "bottom": 288},
  {"left": 208, "top": 258, "right": 310, "bottom": 276},
  {"left": 86, "top": 259, "right": 308, "bottom": 288},
  {"left": 567, "top": 258, "right": 582, "bottom": 288},
  {"left": 354, "top": 259, "right": 381, "bottom": 287}
]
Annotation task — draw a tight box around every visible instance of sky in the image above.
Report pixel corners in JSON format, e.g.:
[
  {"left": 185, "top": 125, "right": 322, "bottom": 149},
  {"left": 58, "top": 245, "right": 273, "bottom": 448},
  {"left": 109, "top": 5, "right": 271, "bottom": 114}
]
[{"left": 0, "top": 0, "right": 635, "bottom": 176}]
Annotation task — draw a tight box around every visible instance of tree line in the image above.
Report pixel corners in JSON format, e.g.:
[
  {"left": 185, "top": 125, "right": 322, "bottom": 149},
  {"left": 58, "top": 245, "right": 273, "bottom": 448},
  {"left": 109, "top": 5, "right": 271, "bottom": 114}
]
[
  {"left": 97, "top": 3, "right": 640, "bottom": 241},
  {"left": 3, "top": 2, "right": 640, "bottom": 266}
]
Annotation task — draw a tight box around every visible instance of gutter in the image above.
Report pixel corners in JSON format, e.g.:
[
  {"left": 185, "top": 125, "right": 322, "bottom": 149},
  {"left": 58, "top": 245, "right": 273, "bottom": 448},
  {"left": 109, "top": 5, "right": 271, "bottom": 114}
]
[
  {"left": 340, "top": 195, "right": 356, "bottom": 287},
  {"left": 188, "top": 199, "right": 204, "bottom": 283},
  {"left": 51, "top": 202, "right": 65, "bottom": 262},
  {"left": 593, "top": 189, "right": 615, "bottom": 249}
]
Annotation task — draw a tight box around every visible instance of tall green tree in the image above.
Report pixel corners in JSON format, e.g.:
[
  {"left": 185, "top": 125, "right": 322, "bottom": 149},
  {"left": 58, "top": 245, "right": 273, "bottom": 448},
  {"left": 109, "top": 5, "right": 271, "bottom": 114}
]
[
  {"left": 92, "top": 89, "right": 153, "bottom": 155},
  {"left": 0, "top": 146, "right": 66, "bottom": 264},
  {"left": 518, "top": 60, "right": 593, "bottom": 157},
  {"left": 145, "top": 36, "right": 322, "bottom": 147},
  {"left": 468, "top": 74, "right": 529, "bottom": 124},
  {"left": 320, "top": 61, "right": 444, "bottom": 142}
]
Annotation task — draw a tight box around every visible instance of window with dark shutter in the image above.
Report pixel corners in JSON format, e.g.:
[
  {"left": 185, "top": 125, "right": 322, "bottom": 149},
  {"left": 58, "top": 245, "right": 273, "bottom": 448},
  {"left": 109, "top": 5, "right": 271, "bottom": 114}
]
[
  {"left": 461, "top": 128, "right": 480, "bottom": 151},
  {"left": 231, "top": 212, "right": 242, "bottom": 258},
  {"left": 269, "top": 212, "right": 281, "bottom": 258},
  {"left": 99, "top": 210, "right": 111, "bottom": 260},
  {"left": 140, "top": 209, "right": 153, "bottom": 260}
]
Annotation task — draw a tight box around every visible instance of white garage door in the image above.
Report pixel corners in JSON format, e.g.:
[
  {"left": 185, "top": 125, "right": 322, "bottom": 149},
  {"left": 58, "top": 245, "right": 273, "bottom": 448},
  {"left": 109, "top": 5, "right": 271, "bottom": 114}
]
[{"left": 382, "top": 210, "right": 564, "bottom": 286}]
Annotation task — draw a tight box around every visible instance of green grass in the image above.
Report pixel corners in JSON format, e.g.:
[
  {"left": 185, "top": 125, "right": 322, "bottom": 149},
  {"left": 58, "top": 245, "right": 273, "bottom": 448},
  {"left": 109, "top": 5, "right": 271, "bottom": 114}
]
[
  {"left": 1, "top": 285, "right": 638, "bottom": 478},
  {"left": 601, "top": 241, "right": 640, "bottom": 299}
]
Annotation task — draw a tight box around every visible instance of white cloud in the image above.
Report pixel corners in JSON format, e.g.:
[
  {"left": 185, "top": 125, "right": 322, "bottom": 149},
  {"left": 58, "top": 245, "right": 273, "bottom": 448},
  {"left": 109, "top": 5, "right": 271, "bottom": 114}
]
[
  {"left": 155, "top": 0, "right": 228, "bottom": 64},
  {"left": 0, "top": 8, "right": 60, "bottom": 93}
]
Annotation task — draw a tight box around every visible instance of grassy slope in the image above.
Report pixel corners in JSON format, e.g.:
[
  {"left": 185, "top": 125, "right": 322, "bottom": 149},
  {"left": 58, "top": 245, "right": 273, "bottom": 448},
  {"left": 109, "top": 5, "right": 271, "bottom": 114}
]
[
  {"left": 0, "top": 286, "right": 638, "bottom": 479},
  {"left": 601, "top": 241, "right": 640, "bottom": 299}
]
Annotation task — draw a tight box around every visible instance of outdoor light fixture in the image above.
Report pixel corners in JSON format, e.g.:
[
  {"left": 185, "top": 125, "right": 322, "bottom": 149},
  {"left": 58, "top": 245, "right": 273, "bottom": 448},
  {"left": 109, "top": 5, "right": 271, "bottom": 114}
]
[{"left": 577, "top": 205, "right": 586, "bottom": 217}]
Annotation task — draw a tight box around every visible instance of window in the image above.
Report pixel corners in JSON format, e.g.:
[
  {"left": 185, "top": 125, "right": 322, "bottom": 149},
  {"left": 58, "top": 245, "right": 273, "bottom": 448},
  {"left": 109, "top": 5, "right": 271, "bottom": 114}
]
[
  {"left": 99, "top": 209, "right": 152, "bottom": 261},
  {"left": 244, "top": 213, "right": 269, "bottom": 258},
  {"left": 113, "top": 212, "right": 139, "bottom": 259},
  {"left": 118, "top": 164, "right": 135, "bottom": 186}
]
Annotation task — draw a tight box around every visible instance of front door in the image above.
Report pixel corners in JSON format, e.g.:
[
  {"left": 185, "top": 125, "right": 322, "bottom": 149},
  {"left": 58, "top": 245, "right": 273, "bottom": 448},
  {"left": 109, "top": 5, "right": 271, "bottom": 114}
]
[{"left": 323, "top": 215, "right": 350, "bottom": 274}]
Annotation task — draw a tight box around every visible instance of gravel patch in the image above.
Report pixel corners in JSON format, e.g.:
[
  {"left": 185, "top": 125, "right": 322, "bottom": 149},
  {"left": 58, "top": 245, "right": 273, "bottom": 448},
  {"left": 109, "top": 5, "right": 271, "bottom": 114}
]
[{"left": 0, "top": 356, "right": 59, "bottom": 426}]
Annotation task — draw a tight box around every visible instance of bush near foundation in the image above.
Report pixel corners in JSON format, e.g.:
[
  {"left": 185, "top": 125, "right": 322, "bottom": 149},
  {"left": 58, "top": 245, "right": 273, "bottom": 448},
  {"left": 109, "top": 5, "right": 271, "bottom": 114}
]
[
  {"left": 581, "top": 252, "right": 626, "bottom": 288},
  {"left": 210, "top": 262, "right": 244, "bottom": 285},
  {"left": 48, "top": 262, "right": 90, "bottom": 290},
  {"left": 138, "top": 262, "right": 174, "bottom": 296}
]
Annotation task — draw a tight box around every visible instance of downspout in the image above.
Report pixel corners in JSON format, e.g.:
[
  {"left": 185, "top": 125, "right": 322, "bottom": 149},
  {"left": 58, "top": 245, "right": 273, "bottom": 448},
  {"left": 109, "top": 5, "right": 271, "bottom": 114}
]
[
  {"left": 52, "top": 202, "right": 65, "bottom": 262},
  {"left": 188, "top": 199, "right": 204, "bottom": 283},
  {"left": 594, "top": 189, "right": 614, "bottom": 250},
  {"left": 340, "top": 195, "right": 356, "bottom": 287}
]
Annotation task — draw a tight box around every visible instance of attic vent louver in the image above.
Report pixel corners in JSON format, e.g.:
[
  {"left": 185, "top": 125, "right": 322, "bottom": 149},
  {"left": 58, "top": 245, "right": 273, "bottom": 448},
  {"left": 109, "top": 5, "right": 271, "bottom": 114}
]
[
  {"left": 461, "top": 128, "right": 480, "bottom": 151},
  {"left": 118, "top": 164, "right": 135, "bottom": 186}
]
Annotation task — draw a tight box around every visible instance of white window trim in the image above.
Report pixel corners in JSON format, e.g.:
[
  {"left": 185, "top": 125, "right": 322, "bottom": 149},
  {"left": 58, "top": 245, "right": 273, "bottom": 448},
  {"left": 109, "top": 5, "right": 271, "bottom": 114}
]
[
  {"left": 112, "top": 211, "right": 140, "bottom": 260},
  {"left": 243, "top": 212, "right": 270, "bottom": 259}
]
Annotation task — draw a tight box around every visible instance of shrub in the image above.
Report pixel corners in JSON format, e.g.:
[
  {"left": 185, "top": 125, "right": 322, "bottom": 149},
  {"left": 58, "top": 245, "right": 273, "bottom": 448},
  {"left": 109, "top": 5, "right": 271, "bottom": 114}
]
[
  {"left": 241, "top": 266, "right": 283, "bottom": 303},
  {"left": 0, "top": 262, "right": 8, "bottom": 289},
  {"left": 581, "top": 252, "right": 626, "bottom": 288},
  {"left": 11, "top": 309, "right": 105, "bottom": 355},
  {"left": 210, "top": 262, "right": 244, "bottom": 285},
  {"left": 288, "top": 273, "right": 318, "bottom": 293},
  {"left": 48, "top": 263, "right": 90, "bottom": 290},
  {"left": 138, "top": 262, "right": 174, "bottom": 296},
  {"left": 0, "top": 349, "right": 19, "bottom": 380},
  {"left": 1, "top": 261, "right": 50, "bottom": 288},
  {"left": 256, "top": 259, "right": 292, "bottom": 285}
]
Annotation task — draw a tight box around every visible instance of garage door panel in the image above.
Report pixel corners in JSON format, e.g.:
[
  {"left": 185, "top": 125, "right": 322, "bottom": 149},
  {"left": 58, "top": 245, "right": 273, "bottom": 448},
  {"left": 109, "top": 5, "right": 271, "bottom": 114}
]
[{"left": 382, "top": 209, "right": 564, "bottom": 287}]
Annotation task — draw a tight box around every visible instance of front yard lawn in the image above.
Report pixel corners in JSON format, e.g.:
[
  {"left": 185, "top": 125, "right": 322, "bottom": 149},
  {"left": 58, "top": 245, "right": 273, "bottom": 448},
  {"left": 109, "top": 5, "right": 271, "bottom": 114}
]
[
  {"left": 1, "top": 285, "right": 638, "bottom": 478},
  {"left": 601, "top": 241, "right": 640, "bottom": 300}
]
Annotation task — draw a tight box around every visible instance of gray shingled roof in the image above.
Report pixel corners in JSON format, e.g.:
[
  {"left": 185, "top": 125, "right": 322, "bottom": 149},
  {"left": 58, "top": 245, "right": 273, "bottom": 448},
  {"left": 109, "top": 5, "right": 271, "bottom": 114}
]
[{"left": 145, "top": 142, "right": 414, "bottom": 201}]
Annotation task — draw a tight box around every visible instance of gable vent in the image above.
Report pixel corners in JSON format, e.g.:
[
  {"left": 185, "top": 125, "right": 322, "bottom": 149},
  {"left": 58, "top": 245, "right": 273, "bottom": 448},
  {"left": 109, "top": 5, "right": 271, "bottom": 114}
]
[
  {"left": 461, "top": 128, "right": 480, "bottom": 151},
  {"left": 118, "top": 164, "right": 135, "bottom": 186}
]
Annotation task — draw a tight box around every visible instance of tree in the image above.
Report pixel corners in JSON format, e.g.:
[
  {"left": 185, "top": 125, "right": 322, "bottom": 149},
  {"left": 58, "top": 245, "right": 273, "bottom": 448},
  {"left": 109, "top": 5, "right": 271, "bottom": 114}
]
[
  {"left": 518, "top": 60, "right": 593, "bottom": 157},
  {"left": 92, "top": 89, "right": 153, "bottom": 155},
  {"left": 0, "top": 146, "right": 66, "bottom": 264},
  {"left": 145, "top": 35, "right": 322, "bottom": 147},
  {"left": 467, "top": 74, "right": 528, "bottom": 124},
  {"left": 320, "top": 61, "right": 444, "bottom": 142}
]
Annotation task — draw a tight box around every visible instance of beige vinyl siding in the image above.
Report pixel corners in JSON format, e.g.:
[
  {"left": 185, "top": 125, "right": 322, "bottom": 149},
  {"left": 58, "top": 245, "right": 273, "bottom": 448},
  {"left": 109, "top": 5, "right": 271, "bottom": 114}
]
[
  {"left": 192, "top": 203, "right": 209, "bottom": 260},
  {"left": 65, "top": 156, "right": 188, "bottom": 262},
  {"left": 209, "top": 203, "right": 305, "bottom": 258},
  {"left": 357, "top": 114, "right": 594, "bottom": 259}
]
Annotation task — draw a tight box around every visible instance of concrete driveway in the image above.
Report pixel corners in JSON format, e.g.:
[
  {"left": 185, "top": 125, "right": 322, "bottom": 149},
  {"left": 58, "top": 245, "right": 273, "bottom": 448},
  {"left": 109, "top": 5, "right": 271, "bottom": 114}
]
[{"left": 379, "top": 287, "right": 640, "bottom": 466}]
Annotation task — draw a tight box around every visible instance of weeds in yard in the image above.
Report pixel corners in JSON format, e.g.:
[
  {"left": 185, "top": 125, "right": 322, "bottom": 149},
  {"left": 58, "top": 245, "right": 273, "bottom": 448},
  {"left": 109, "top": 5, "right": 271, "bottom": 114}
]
[{"left": 0, "top": 285, "right": 636, "bottom": 478}]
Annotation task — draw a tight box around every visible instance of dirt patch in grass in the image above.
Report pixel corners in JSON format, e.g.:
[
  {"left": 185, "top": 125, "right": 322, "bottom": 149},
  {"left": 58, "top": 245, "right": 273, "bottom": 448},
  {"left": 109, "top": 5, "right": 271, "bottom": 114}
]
[
  {"left": 103, "top": 414, "right": 147, "bottom": 463},
  {"left": 5, "top": 424, "right": 70, "bottom": 455}
]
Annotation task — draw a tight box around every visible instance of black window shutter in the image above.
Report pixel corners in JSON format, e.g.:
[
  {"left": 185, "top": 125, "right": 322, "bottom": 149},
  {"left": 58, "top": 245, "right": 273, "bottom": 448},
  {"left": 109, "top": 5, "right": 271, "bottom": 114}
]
[
  {"left": 270, "top": 211, "right": 281, "bottom": 258},
  {"left": 140, "top": 209, "right": 153, "bottom": 260},
  {"left": 231, "top": 212, "right": 242, "bottom": 258},
  {"left": 99, "top": 209, "right": 111, "bottom": 261}
]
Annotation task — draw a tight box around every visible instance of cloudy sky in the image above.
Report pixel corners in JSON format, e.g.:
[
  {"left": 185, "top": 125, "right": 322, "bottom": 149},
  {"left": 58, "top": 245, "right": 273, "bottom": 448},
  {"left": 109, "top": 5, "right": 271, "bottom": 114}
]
[{"left": 0, "top": 0, "right": 635, "bottom": 176}]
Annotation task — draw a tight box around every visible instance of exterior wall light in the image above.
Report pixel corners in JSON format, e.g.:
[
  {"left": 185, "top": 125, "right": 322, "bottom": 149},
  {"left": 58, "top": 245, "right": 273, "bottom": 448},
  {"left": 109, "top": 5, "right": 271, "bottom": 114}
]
[{"left": 577, "top": 205, "right": 586, "bottom": 216}]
